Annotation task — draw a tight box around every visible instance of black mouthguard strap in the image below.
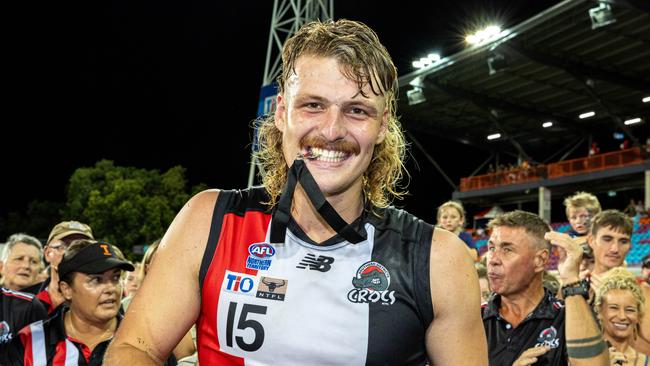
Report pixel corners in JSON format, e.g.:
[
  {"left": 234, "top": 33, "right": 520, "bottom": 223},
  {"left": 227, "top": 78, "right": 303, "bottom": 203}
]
[{"left": 270, "top": 159, "right": 366, "bottom": 244}]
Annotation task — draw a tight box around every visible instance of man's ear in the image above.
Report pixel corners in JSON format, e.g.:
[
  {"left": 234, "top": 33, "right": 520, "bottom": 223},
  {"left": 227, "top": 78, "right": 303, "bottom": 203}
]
[
  {"left": 534, "top": 248, "right": 550, "bottom": 272},
  {"left": 274, "top": 94, "right": 286, "bottom": 132},
  {"left": 587, "top": 234, "right": 595, "bottom": 250},
  {"left": 59, "top": 280, "right": 73, "bottom": 301}
]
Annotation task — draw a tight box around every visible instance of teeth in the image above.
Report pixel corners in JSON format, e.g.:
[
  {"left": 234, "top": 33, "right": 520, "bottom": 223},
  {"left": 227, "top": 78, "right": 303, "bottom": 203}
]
[{"left": 310, "top": 147, "right": 347, "bottom": 162}]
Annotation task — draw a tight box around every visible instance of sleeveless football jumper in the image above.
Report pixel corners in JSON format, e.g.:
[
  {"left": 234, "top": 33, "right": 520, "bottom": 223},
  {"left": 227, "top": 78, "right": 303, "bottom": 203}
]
[{"left": 197, "top": 187, "right": 434, "bottom": 365}]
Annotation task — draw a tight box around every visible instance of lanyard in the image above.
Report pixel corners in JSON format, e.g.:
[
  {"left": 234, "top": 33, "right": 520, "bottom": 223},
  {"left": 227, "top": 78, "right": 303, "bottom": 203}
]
[{"left": 269, "top": 158, "right": 367, "bottom": 244}]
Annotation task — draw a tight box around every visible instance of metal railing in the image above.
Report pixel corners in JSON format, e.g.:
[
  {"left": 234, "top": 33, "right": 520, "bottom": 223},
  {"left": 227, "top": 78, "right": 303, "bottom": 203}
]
[{"left": 459, "top": 146, "right": 646, "bottom": 192}]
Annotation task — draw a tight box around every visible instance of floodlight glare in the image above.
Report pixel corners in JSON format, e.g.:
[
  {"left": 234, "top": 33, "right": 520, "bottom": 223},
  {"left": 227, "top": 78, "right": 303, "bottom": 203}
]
[
  {"left": 466, "top": 34, "right": 479, "bottom": 44},
  {"left": 487, "top": 133, "right": 501, "bottom": 140},
  {"left": 427, "top": 53, "right": 441, "bottom": 62},
  {"left": 542, "top": 122, "right": 553, "bottom": 128},
  {"left": 412, "top": 61, "right": 424, "bottom": 69},
  {"left": 466, "top": 25, "right": 502, "bottom": 45},
  {"left": 485, "top": 25, "right": 501, "bottom": 36},
  {"left": 624, "top": 117, "right": 642, "bottom": 125},
  {"left": 579, "top": 111, "right": 596, "bottom": 119},
  {"left": 643, "top": 96, "right": 650, "bottom": 103}
]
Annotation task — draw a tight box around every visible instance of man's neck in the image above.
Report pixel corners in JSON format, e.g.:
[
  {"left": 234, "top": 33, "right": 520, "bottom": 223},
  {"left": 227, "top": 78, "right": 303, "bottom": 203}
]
[
  {"left": 498, "top": 280, "right": 545, "bottom": 328},
  {"left": 593, "top": 262, "right": 613, "bottom": 276},
  {"left": 291, "top": 184, "right": 364, "bottom": 243}
]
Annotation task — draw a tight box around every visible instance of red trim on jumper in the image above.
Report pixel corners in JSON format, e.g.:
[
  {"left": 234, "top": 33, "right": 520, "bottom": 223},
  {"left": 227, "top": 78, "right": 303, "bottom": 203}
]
[
  {"left": 52, "top": 340, "right": 67, "bottom": 366},
  {"left": 198, "top": 210, "right": 271, "bottom": 366},
  {"left": 36, "top": 290, "right": 56, "bottom": 313},
  {"left": 20, "top": 324, "right": 34, "bottom": 366},
  {"left": 2, "top": 288, "right": 34, "bottom": 302}
]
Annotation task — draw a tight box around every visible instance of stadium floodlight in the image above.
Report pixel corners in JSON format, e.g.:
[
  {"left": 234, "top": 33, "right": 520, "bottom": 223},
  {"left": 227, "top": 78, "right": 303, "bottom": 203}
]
[
  {"left": 643, "top": 96, "right": 650, "bottom": 103},
  {"left": 420, "top": 57, "right": 432, "bottom": 67},
  {"left": 624, "top": 117, "right": 642, "bottom": 125},
  {"left": 542, "top": 121, "right": 553, "bottom": 128},
  {"left": 579, "top": 111, "right": 596, "bottom": 119},
  {"left": 427, "top": 53, "right": 441, "bottom": 62},
  {"left": 589, "top": 2, "right": 616, "bottom": 29},
  {"left": 412, "top": 52, "right": 443, "bottom": 69},
  {"left": 466, "top": 25, "right": 502, "bottom": 45},
  {"left": 487, "top": 133, "right": 501, "bottom": 140}
]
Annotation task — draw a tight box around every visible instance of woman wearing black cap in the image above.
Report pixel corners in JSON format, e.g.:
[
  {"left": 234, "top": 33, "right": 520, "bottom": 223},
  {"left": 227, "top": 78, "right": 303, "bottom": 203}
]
[{"left": 5, "top": 239, "right": 176, "bottom": 365}]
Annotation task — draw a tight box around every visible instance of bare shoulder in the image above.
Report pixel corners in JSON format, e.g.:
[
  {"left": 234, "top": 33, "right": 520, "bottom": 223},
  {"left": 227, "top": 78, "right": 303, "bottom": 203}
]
[
  {"left": 429, "top": 228, "right": 473, "bottom": 267},
  {"left": 156, "top": 189, "right": 220, "bottom": 273},
  {"left": 180, "top": 189, "right": 220, "bottom": 220}
]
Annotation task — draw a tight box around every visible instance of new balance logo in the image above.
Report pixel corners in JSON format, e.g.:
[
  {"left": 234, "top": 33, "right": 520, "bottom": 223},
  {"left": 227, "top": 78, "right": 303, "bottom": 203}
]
[{"left": 296, "top": 254, "right": 335, "bottom": 272}]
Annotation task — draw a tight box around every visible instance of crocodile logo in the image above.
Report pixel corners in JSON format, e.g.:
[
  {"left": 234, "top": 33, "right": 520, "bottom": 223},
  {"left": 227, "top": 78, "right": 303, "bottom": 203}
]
[
  {"left": 352, "top": 269, "right": 389, "bottom": 292},
  {"left": 348, "top": 261, "right": 396, "bottom": 305}
]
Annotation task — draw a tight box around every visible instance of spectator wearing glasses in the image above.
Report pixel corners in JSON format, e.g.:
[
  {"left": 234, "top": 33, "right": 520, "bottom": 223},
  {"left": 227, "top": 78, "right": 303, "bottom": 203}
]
[
  {"left": 29, "top": 221, "right": 94, "bottom": 312},
  {"left": 4, "top": 240, "right": 179, "bottom": 366}
]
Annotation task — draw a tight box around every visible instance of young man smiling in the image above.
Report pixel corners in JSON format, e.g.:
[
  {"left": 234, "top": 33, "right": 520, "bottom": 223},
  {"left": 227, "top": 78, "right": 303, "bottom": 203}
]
[{"left": 106, "top": 19, "right": 486, "bottom": 366}]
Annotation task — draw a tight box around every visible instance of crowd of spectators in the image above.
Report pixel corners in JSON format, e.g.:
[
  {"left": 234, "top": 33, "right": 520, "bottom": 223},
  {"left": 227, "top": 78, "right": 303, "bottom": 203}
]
[{"left": 1, "top": 189, "right": 649, "bottom": 365}]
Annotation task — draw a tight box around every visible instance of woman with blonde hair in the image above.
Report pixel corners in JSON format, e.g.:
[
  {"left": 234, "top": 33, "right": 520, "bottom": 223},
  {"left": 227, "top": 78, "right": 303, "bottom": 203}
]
[{"left": 595, "top": 267, "right": 649, "bottom": 365}]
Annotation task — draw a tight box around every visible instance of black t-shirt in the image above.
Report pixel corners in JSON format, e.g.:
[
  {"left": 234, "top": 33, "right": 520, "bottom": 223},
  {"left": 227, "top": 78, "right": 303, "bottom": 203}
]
[
  {"left": 482, "top": 290, "right": 568, "bottom": 366},
  {"left": 1, "top": 287, "right": 49, "bottom": 364},
  {"left": 1, "top": 287, "right": 48, "bottom": 344}
]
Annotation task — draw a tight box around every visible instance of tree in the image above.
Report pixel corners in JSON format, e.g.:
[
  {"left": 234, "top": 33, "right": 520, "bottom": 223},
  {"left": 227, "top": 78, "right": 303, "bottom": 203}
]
[
  {"left": 0, "top": 200, "right": 63, "bottom": 242},
  {"left": 64, "top": 160, "right": 198, "bottom": 259}
]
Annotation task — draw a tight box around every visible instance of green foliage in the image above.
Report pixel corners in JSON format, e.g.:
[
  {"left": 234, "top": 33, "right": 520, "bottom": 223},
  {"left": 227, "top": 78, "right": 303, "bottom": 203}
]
[
  {"left": 0, "top": 200, "right": 63, "bottom": 242},
  {"left": 64, "top": 160, "right": 195, "bottom": 259}
]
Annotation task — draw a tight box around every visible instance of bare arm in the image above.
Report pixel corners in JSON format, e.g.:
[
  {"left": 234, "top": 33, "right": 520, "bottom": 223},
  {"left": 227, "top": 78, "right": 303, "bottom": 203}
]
[
  {"left": 173, "top": 329, "right": 196, "bottom": 360},
  {"left": 545, "top": 231, "right": 609, "bottom": 366},
  {"left": 426, "top": 228, "right": 488, "bottom": 365},
  {"left": 105, "top": 190, "right": 219, "bottom": 365}
]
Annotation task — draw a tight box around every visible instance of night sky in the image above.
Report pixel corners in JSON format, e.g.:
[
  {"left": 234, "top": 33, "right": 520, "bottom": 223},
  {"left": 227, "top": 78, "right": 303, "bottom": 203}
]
[{"left": 3, "top": 0, "right": 564, "bottom": 227}]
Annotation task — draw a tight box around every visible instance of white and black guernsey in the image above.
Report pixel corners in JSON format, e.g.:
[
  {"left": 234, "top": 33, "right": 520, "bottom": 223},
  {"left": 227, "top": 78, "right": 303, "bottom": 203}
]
[{"left": 197, "top": 187, "right": 434, "bottom": 365}]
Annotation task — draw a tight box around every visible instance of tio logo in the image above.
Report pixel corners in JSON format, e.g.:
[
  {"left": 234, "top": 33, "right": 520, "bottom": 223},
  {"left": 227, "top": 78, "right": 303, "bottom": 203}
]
[{"left": 225, "top": 273, "right": 256, "bottom": 294}]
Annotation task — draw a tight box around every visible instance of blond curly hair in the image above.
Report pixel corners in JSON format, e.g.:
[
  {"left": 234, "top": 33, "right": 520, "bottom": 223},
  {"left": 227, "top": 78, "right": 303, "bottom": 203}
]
[
  {"left": 255, "top": 19, "right": 407, "bottom": 211},
  {"left": 594, "top": 267, "right": 646, "bottom": 335}
]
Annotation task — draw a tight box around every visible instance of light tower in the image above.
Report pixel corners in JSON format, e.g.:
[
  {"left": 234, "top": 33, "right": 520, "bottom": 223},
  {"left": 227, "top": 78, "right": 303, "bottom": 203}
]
[{"left": 248, "top": 0, "right": 334, "bottom": 187}]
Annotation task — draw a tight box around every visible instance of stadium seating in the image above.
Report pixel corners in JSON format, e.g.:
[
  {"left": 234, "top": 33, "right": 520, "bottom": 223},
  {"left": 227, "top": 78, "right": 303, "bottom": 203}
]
[{"left": 473, "top": 217, "right": 650, "bottom": 268}]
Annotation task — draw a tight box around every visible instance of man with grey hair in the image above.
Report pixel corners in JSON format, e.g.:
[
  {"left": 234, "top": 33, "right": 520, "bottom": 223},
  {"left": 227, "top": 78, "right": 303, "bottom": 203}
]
[
  {"left": 1, "top": 234, "right": 48, "bottom": 363},
  {"left": 0, "top": 234, "right": 43, "bottom": 292},
  {"left": 484, "top": 210, "right": 608, "bottom": 366}
]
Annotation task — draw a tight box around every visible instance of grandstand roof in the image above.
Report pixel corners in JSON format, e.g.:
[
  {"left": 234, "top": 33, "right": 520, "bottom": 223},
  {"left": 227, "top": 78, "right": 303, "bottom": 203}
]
[{"left": 397, "top": 0, "right": 649, "bottom": 165}]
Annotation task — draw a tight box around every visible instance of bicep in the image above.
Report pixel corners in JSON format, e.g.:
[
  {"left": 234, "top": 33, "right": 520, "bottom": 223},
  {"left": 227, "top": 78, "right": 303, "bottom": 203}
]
[
  {"left": 112, "top": 190, "right": 218, "bottom": 361},
  {"left": 426, "top": 229, "right": 488, "bottom": 365}
]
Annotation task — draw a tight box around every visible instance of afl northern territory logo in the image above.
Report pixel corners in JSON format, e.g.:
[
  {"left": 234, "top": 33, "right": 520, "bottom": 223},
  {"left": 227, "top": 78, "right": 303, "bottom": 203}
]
[
  {"left": 246, "top": 242, "right": 275, "bottom": 271},
  {"left": 348, "top": 261, "right": 396, "bottom": 305}
]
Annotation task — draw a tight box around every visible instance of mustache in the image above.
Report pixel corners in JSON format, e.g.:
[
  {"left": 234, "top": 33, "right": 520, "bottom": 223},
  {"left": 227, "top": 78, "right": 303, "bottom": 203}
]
[{"left": 300, "top": 136, "right": 360, "bottom": 155}]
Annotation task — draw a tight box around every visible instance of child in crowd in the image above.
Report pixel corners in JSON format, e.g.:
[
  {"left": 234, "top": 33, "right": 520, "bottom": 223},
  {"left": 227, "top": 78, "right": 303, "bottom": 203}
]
[
  {"left": 437, "top": 200, "right": 477, "bottom": 260},
  {"left": 563, "top": 191, "right": 601, "bottom": 275}
]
